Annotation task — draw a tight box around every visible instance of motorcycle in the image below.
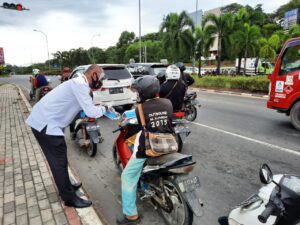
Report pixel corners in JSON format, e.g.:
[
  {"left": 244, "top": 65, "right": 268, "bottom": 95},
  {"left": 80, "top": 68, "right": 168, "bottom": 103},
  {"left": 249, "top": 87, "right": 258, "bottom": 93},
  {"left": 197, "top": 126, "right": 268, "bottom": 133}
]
[
  {"left": 71, "top": 111, "right": 103, "bottom": 157},
  {"left": 183, "top": 92, "right": 201, "bottom": 122},
  {"left": 219, "top": 164, "right": 300, "bottom": 225},
  {"left": 112, "top": 109, "right": 203, "bottom": 225},
  {"left": 29, "top": 78, "right": 52, "bottom": 101}
]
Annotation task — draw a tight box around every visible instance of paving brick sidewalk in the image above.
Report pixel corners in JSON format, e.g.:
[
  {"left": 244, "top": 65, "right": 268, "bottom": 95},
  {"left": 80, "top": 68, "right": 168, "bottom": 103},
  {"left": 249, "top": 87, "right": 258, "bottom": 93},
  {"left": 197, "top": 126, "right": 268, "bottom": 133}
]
[{"left": 0, "top": 84, "right": 85, "bottom": 225}]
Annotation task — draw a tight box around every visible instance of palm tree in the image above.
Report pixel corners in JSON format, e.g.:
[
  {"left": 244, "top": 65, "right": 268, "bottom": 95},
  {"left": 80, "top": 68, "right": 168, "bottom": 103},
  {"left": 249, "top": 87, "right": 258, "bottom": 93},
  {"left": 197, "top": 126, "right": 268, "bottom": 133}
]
[
  {"left": 203, "top": 13, "right": 234, "bottom": 74},
  {"left": 231, "top": 23, "right": 261, "bottom": 75},
  {"left": 194, "top": 27, "right": 215, "bottom": 77},
  {"left": 259, "top": 34, "right": 280, "bottom": 73},
  {"left": 160, "top": 11, "right": 194, "bottom": 62}
]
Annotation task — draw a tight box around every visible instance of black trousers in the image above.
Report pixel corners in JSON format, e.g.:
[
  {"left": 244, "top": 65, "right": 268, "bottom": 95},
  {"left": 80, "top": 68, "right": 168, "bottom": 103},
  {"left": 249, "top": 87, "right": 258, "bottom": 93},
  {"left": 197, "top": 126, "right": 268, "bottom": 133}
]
[{"left": 32, "top": 127, "right": 76, "bottom": 201}]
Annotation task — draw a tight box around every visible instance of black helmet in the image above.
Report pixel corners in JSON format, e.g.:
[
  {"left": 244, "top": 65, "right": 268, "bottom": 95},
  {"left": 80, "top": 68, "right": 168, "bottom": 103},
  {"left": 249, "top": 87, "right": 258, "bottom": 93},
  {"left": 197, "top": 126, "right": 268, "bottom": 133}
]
[
  {"left": 176, "top": 62, "right": 186, "bottom": 72},
  {"left": 132, "top": 75, "right": 160, "bottom": 102}
]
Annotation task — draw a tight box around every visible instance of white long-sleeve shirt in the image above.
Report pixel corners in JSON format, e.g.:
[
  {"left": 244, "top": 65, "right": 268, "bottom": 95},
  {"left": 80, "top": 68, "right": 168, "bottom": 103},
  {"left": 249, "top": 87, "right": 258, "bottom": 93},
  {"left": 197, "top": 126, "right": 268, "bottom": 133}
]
[{"left": 26, "top": 75, "right": 106, "bottom": 136}]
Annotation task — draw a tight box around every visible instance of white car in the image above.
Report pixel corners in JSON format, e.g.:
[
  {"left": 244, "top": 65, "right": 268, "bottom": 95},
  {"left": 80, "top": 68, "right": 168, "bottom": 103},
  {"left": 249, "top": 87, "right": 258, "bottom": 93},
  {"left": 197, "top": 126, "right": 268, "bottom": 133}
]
[
  {"left": 185, "top": 66, "right": 205, "bottom": 76},
  {"left": 69, "top": 64, "right": 136, "bottom": 109}
]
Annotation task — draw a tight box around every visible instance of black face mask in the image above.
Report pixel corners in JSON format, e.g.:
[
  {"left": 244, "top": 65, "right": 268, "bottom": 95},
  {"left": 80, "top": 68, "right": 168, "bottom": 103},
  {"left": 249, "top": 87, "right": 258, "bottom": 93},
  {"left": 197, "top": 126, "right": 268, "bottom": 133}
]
[{"left": 91, "top": 73, "right": 103, "bottom": 89}]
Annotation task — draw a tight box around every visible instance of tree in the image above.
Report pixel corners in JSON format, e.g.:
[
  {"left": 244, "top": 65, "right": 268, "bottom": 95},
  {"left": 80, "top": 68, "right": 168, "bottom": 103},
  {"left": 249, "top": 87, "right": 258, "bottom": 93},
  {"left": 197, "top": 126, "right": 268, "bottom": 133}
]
[
  {"left": 194, "top": 27, "right": 215, "bottom": 77},
  {"left": 259, "top": 34, "right": 280, "bottom": 73},
  {"left": 289, "top": 24, "right": 300, "bottom": 38},
  {"left": 232, "top": 23, "right": 261, "bottom": 75},
  {"left": 116, "top": 31, "right": 135, "bottom": 63},
  {"left": 160, "top": 11, "right": 194, "bottom": 62},
  {"left": 221, "top": 3, "right": 243, "bottom": 14},
  {"left": 69, "top": 48, "right": 91, "bottom": 67},
  {"left": 88, "top": 47, "right": 106, "bottom": 64},
  {"left": 203, "top": 13, "right": 234, "bottom": 74},
  {"left": 275, "top": 0, "right": 300, "bottom": 21}
]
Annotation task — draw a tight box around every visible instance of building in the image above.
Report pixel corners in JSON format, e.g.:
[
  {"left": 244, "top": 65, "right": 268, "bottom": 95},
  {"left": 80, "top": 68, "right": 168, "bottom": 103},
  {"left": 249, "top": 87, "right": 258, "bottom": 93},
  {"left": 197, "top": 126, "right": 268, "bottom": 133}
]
[{"left": 189, "top": 7, "right": 221, "bottom": 60}]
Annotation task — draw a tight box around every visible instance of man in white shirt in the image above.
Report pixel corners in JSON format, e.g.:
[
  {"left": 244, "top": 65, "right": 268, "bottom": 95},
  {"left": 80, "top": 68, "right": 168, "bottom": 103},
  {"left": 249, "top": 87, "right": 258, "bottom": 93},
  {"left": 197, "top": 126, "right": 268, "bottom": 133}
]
[{"left": 26, "top": 64, "right": 106, "bottom": 208}]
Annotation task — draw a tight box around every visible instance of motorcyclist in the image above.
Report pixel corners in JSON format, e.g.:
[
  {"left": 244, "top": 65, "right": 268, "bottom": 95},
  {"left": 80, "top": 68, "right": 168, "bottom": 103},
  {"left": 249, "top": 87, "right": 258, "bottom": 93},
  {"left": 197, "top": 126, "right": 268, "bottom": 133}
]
[
  {"left": 159, "top": 64, "right": 186, "bottom": 112},
  {"left": 117, "top": 75, "right": 174, "bottom": 225},
  {"left": 61, "top": 67, "right": 71, "bottom": 83},
  {"left": 29, "top": 69, "right": 49, "bottom": 100},
  {"left": 176, "top": 62, "right": 195, "bottom": 86}
]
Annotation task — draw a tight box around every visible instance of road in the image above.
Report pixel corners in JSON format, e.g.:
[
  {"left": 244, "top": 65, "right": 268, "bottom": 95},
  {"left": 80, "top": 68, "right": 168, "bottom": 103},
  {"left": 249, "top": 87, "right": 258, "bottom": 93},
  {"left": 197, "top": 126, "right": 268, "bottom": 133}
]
[{"left": 1, "top": 75, "right": 300, "bottom": 225}]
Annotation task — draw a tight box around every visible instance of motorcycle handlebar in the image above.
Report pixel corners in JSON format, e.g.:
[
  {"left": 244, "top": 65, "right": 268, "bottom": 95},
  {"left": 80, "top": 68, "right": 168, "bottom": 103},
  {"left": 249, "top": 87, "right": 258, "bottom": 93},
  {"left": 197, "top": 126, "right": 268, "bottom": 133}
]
[
  {"left": 112, "top": 127, "right": 122, "bottom": 133},
  {"left": 258, "top": 203, "right": 276, "bottom": 223}
]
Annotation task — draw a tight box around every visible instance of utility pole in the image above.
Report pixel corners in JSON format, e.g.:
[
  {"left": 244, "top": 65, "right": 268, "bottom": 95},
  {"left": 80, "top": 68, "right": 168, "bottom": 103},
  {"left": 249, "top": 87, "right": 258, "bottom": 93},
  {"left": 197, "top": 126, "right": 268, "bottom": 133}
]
[{"left": 139, "top": 0, "right": 142, "bottom": 63}]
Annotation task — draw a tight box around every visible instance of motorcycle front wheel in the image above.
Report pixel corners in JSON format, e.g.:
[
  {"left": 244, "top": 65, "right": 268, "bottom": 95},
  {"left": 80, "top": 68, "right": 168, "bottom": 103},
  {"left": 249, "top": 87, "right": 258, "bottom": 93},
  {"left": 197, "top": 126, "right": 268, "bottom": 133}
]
[
  {"left": 112, "top": 144, "right": 123, "bottom": 174},
  {"left": 157, "top": 179, "right": 193, "bottom": 225},
  {"left": 184, "top": 105, "right": 197, "bottom": 122}
]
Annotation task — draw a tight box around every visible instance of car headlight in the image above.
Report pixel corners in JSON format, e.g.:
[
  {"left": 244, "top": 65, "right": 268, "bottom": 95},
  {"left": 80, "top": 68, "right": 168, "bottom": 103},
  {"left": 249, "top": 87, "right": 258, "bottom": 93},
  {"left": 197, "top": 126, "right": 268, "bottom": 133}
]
[{"left": 228, "top": 218, "right": 242, "bottom": 225}]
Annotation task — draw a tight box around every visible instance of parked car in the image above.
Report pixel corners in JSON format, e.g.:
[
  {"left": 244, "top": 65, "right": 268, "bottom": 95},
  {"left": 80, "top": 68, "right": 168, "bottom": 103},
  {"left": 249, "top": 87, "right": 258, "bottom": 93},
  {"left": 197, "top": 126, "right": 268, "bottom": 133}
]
[
  {"left": 69, "top": 64, "right": 136, "bottom": 110},
  {"left": 127, "top": 63, "right": 168, "bottom": 79},
  {"left": 185, "top": 66, "right": 206, "bottom": 76}
]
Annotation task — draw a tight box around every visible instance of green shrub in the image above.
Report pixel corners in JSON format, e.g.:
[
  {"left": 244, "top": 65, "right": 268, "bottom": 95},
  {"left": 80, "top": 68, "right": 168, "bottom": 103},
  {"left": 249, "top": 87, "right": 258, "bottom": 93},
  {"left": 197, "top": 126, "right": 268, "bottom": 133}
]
[{"left": 192, "top": 75, "right": 269, "bottom": 93}]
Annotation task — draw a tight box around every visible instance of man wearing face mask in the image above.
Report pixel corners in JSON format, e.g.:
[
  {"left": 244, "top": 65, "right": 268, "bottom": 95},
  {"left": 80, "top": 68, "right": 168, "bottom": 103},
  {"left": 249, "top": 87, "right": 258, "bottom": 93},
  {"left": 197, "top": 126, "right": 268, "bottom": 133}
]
[{"left": 26, "top": 64, "right": 107, "bottom": 208}]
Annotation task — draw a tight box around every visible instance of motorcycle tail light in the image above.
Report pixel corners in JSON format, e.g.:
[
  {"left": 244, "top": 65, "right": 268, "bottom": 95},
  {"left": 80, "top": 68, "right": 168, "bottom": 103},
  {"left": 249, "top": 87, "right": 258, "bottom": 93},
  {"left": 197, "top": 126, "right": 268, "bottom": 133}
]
[
  {"left": 168, "top": 165, "right": 194, "bottom": 174},
  {"left": 173, "top": 112, "right": 185, "bottom": 118},
  {"left": 88, "top": 118, "right": 95, "bottom": 122}
]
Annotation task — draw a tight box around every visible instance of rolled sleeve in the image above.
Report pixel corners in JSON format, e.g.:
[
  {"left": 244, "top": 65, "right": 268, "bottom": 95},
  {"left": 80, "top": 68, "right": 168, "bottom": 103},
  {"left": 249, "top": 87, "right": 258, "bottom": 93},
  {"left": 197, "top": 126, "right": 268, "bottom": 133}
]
[{"left": 71, "top": 80, "right": 106, "bottom": 118}]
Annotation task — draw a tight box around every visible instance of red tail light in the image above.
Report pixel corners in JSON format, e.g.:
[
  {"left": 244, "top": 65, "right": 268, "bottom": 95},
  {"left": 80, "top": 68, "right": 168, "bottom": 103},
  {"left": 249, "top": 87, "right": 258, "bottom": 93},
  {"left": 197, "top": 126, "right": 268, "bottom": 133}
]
[
  {"left": 88, "top": 118, "right": 95, "bottom": 122},
  {"left": 101, "top": 88, "right": 107, "bottom": 91},
  {"left": 173, "top": 112, "right": 185, "bottom": 118}
]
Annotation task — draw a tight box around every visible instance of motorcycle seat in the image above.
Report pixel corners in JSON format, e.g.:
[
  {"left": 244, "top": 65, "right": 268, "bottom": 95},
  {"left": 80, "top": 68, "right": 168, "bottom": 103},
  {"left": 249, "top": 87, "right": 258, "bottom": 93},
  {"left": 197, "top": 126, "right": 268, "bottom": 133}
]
[{"left": 146, "top": 153, "right": 192, "bottom": 167}]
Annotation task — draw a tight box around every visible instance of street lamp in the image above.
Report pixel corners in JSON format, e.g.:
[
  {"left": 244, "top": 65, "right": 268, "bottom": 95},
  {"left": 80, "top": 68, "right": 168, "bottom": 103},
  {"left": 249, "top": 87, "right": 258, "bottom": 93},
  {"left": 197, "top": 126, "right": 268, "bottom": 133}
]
[
  {"left": 139, "top": 0, "right": 142, "bottom": 63},
  {"left": 91, "top": 33, "right": 101, "bottom": 64},
  {"left": 33, "top": 29, "right": 50, "bottom": 71}
]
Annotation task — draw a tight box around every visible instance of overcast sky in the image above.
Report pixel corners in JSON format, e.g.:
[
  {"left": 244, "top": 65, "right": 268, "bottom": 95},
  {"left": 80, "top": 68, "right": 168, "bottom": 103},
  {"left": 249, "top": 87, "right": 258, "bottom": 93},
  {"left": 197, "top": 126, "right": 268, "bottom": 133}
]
[{"left": 0, "top": 0, "right": 289, "bottom": 66}]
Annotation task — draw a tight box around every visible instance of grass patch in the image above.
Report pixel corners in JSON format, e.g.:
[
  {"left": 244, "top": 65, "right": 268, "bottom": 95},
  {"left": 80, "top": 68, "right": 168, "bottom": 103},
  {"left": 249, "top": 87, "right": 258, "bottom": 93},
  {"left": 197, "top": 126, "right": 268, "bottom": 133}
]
[{"left": 192, "top": 75, "right": 269, "bottom": 93}]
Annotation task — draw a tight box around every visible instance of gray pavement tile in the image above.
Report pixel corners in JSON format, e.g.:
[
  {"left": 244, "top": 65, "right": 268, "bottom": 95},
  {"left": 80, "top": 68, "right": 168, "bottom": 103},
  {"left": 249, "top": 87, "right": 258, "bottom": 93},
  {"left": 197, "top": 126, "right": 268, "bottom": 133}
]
[
  {"left": 28, "top": 205, "right": 40, "bottom": 218},
  {"left": 41, "top": 208, "right": 53, "bottom": 222},
  {"left": 25, "top": 188, "right": 35, "bottom": 198},
  {"left": 4, "top": 201, "right": 15, "bottom": 213},
  {"left": 15, "top": 187, "right": 25, "bottom": 196},
  {"left": 51, "top": 202, "right": 63, "bottom": 214},
  {"left": 45, "top": 185, "right": 56, "bottom": 195},
  {"left": 15, "top": 195, "right": 26, "bottom": 205},
  {"left": 38, "top": 199, "right": 50, "bottom": 210},
  {"left": 36, "top": 190, "right": 47, "bottom": 201},
  {"left": 4, "top": 192, "right": 14, "bottom": 203},
  {"left": 54, "top": 212, "right": 67, "bottom": 225},
  {"left": 48, "top": 193, "right": 59, "bottom": 204},
  {"left": 4, "top": 185, "right": 14, "bottom": 194},
  {"left": 27, "top": 196, "right": 38, "bottom": 207},
  {"left": 3, "top": 212, "right": 15, "bottom": 225},
  {"left": 43, "top": 220, "right": 56, "bottom": 225},
  {"left": 29, "top": 216, "right": 42, "bottom": 225},
  {"left": 16, "top": 214, "right": 28, "bottom": 225},
  {"left": 16, "top": 203, "right": 27, "bottom": 216}
]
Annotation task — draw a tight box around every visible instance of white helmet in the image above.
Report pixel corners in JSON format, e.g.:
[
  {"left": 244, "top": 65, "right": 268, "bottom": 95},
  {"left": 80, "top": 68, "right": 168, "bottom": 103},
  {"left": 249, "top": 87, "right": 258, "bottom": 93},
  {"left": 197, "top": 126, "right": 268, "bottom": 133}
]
[
  {"left": 165, "top": 65, "right": 180, "bottom": 80},
  {"left": 32, "top": 69, "right": 40, "bottom": 75}
]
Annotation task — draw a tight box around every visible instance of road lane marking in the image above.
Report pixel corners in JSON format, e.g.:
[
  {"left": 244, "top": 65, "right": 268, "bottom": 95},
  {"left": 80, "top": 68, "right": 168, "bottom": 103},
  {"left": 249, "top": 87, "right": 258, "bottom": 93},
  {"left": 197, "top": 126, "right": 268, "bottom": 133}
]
[{"left": 192, "top": 122, "right": 300, "bottom": 157}]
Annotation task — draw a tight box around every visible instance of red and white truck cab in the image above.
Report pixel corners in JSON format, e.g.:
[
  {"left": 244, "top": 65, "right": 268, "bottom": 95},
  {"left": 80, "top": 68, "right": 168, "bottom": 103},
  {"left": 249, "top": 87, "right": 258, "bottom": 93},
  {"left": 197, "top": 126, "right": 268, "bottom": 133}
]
[{"left": 267, "top": 37, "right": 300, "bottom": 130}]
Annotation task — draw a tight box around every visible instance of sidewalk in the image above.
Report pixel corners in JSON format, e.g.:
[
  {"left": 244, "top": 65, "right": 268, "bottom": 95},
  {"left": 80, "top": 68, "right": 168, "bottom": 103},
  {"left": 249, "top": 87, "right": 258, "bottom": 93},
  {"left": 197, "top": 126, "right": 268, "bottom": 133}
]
[{"left": 0, "top": 84, "right": 103, "bottom": 225}]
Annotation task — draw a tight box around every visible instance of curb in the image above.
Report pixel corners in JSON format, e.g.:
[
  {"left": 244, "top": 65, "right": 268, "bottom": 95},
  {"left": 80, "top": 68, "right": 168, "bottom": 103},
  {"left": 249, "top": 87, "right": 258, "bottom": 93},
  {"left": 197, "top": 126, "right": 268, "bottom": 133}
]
[
  {"left": 15, "top": 84, "right": 105, "bottom": 225},
  {"left": 189, "top": 87, "right": 269, "bottom": 99}
]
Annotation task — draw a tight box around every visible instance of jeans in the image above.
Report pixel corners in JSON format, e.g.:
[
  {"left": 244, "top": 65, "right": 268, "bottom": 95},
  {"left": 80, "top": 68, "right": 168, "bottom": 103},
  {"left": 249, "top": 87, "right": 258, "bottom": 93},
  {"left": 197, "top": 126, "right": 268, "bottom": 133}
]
[{"left": 121, "top": 157, "right": 146, "bottom": 216}]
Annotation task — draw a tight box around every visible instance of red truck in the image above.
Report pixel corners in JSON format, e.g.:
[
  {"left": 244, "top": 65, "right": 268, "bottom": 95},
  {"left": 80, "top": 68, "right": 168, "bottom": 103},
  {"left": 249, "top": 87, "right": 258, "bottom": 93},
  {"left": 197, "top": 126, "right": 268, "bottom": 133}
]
[{"left": 267, "top": 37, "right": 300, "bottom": 130}]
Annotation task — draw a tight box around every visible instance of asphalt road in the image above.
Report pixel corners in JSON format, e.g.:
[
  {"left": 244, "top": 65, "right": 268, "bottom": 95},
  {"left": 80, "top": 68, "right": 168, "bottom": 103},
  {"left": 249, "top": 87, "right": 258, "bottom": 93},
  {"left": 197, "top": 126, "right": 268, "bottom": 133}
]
[{"left": 1, "top": 75, "right": 300, "bottom": 225}]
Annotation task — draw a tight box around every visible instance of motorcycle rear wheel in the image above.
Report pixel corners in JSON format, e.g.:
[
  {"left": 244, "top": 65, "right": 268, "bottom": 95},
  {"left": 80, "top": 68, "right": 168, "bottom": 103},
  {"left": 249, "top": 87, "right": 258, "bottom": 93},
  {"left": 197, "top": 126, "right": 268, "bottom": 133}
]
[
  {"left": 184, "top": 105, "right": 197, "bottom": 122},
  {"left": 87, "top": 139, "right": 97, "bottom": 157},
  {"left": 157, "top": 179, "right": 193, "bottom": 225}
]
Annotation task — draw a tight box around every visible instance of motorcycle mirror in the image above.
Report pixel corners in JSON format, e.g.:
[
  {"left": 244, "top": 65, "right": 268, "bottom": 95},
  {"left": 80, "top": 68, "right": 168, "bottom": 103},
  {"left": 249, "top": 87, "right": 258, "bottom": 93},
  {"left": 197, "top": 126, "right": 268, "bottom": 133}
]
[{"left": 259, "top": 164, "right": 273, "bottom": 184}]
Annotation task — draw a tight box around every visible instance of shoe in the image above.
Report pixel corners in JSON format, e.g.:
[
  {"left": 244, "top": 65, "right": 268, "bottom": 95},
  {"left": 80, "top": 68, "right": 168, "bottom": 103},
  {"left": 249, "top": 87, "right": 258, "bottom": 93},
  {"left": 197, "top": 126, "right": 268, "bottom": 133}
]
[
  {"left": 64, "top": 197, "right": 92, "bottom": 208},
  {"left": 116, "top": 215, "right": 141, "bottom": 225},
  {"left": 72, "top": 182, "right": 82, "bottom": 191}
]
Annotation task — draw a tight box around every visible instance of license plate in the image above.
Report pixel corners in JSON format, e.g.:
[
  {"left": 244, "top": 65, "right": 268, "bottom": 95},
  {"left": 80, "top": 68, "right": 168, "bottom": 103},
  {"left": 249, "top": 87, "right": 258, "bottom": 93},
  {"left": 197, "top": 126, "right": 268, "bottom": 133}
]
[
  {"left": 86, "top": 125, "right": 100, "bottom": 131},
  {"left": 178, "top": 176, "right": 201, "bottom": 193},
  {"left": 191, "top": 100, "right": 199, "bottom": 105},
  {"left": 109, "top": 87, "right": 123, "bottom": 94}
]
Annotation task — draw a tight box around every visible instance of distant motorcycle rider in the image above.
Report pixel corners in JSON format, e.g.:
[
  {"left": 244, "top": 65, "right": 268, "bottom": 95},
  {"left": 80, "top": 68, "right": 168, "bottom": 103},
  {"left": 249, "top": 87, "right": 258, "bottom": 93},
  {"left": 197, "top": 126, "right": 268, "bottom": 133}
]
[
  {"left": 176, "top": 62, "right": 195, "bottom": 87},
  {"left": 159, "top": 65, "right": 186, "bottom": 112},
  {"left": 29, "top": 69, "right": 49, "bottom": 100}
]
